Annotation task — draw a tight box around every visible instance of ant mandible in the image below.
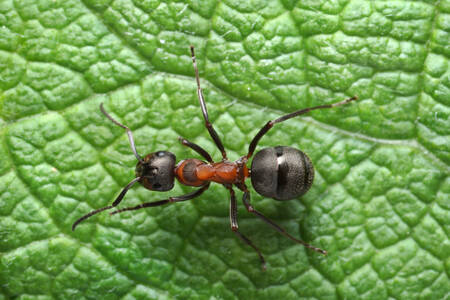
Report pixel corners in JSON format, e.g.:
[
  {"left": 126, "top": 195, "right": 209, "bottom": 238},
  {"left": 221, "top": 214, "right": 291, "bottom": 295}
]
[{"left": 72, "top": 46, "right": 358, "bottom": 270}]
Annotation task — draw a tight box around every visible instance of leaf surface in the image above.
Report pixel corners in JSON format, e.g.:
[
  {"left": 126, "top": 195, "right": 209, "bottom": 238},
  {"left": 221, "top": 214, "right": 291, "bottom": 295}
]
[{"left": 0, "top": 0, "right": 449, "bottom": 299}]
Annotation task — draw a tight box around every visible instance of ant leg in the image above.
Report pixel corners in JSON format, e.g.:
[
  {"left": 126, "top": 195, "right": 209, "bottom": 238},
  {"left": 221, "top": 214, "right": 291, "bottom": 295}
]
[
  {"left": 72, "top": 177, "right": 141, "bottom": 231},
  {"left": 178, "top": 137, "right": 213, "bottom": 163},
  {"left": 226, "top": 185, "right": 266, "bottom": 270},
  {"left": 100, "top": 103, "right": 144, "bottom": 163},
  {"left": 190, "top": 46, "right": 227, "bottom": 160},
  {"left": 241, "top": 185, "right": 327, "bottom": 255},
  {"left": 110, "top": 183, "right": 210, "bottom": 215},
  {"left": 246, "top": 96, "right": 358, "bottom": 159}
]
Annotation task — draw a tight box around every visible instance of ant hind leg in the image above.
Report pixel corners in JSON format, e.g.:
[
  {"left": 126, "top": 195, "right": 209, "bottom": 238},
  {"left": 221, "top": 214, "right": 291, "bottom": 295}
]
[
  {"left": 240, "top": 185, "right": 327, "bottom": 255},
  {"left": 246, "top": 96, "right": 358, "bottom": 159}
]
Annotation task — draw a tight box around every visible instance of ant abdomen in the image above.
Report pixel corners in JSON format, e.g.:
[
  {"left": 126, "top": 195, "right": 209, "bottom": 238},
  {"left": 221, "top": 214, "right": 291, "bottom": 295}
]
[{"left": 251, "top": 146, "right": 314, "bottom": 201}]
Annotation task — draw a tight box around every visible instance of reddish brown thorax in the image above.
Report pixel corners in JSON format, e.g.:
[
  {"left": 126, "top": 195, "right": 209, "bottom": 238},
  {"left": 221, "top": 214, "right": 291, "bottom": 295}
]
[{"left": 175, "top": 159, "right": 249, "bottom": 187}]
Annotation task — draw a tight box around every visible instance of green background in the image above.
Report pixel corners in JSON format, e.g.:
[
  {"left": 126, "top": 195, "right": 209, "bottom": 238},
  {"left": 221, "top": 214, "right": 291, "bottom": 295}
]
[{"left": 0, "top": 0, "right": 449, "bottom": 299}]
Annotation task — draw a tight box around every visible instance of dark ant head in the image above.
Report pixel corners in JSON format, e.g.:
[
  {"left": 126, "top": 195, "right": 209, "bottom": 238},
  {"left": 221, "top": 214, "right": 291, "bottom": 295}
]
[
  {"left": 70, "top": 106, "right": 179, "bottom": 232},
  {"left": 136, "top": 151, "right": 176, "bottom": 191},
  {"left": 99, "top": 103, "right": 176, "bottom": 195}
]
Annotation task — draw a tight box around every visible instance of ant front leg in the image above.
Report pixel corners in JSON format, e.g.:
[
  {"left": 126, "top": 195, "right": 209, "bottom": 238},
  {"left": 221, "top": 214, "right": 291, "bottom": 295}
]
[
  {"left": 178, "top": 137, "right": 213, "bottom": 163},
  {"left": 73, "top": 183, "right": 210, "bottom": 231},
  {"left": 241, "top": 185, "right": 327, "bottom": 255},
  {"left": 110, "top": 183, "right": 210, "bottom": 215},
  {"left": 190, "top": 46, "right": 227, "bottom": 160},
  {"left": 246, "top": 96, "right": 358, "bottom": 159},
  {"left": 72, "top": 103, "right": 145, "bottom": 231},
  {"left": 225, "top": 185, "right": 266, "bottom": 270}
]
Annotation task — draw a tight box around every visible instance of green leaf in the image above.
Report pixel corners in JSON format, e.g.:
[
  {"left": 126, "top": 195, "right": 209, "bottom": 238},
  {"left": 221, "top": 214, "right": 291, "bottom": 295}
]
[{"left": 1, "top": 0, "right": 449, "bottom": 299}]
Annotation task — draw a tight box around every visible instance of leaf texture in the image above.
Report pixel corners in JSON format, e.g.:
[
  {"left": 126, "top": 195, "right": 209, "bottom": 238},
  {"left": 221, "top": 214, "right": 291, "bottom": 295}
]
[{"left": 0, "top": 0, "right": 449, "bottom": 299}]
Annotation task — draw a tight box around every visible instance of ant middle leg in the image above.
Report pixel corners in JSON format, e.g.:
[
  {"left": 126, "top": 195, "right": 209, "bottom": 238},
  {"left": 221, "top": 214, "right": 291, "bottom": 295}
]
[
  {"left": 225, "top": 185, "right": 266, "bottom": 270},
  {"left": 190, "top": 46, "right": 227, "bottom": 160},
  {"left": 241, "top": 185, "right": 327, "bottom": 255}
]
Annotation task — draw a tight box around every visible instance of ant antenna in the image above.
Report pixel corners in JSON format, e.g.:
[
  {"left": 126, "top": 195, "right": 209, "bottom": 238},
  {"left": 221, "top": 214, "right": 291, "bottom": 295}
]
[
  {"left": 72, "top": 176, "right": 141, "bottom": 231},
  {"left": 100, "top": 103, "right": 144, "bottom": 164}
]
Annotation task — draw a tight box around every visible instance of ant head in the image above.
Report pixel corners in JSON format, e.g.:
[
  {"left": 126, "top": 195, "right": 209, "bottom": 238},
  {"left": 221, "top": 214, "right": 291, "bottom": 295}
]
[
  {"left": 98, "top": 104, "right": 177, "bottom": 192},
  {"left": 135, "top": 151, "right": 176, "bottom": 191}
]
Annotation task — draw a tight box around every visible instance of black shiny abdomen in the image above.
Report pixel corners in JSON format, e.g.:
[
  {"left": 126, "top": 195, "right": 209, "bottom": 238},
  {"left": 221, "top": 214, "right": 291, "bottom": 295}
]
[{"left": 250, "top": 146, "right": 314, "bottom": 201}]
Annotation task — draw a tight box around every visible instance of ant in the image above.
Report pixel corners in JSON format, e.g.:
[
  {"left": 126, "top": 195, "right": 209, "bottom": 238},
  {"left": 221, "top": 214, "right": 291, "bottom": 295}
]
[{"left": 72, "top": 46, "right": 358, "bottom": 270}]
